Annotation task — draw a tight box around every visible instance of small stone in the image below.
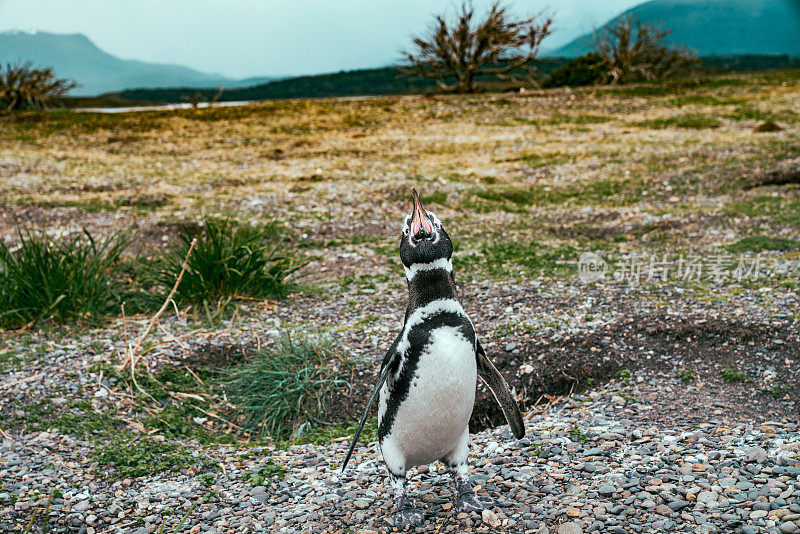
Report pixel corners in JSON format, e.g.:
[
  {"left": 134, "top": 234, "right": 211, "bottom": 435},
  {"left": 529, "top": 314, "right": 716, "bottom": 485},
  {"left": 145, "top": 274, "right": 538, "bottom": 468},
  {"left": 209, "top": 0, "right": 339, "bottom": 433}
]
[
  {"left": 668, "top": 500, "right": 691, "bottom": 511},
  {"left": 745, "top": 447, "right": 768, "bottom": 462},
  {"left": 656, "top": 504, "right": 673, "bottom": 516},
  {"left": 505, "top": 342, "right": 517, "bottom": 352},
  {"left": 442, "top": 502, "right": 452, "bottom": 511},
  {"left": 697, "top": 491, "right": 718, "bottom": 507},
  {"left": 566, "top": 507, "right": 580, "bottom": 517},
  {"left": 557, "top": 522, "right": 583, "bottom": 534},
  {"left": 612, "top": 395, "right": 626, "bottom": 405},
  {"left": 482, "top": 509, "right": 500, "bottom": 527},
  {"left": 598, "top": 483, "right": 615, "bottom": 497},
  {"left": 750, "top": 510, "right": 768, "bottom": 519}
]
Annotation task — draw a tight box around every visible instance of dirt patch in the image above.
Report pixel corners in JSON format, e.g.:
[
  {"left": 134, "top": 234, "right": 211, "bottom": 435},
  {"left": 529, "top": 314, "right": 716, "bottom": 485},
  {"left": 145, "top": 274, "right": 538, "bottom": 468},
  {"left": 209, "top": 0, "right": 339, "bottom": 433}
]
[
  {"left": 187, "top": 342, "right": 254, "bottom": 369},
  {"left": 472, "top": 314, "right": 800, "bottom": 431},
  {"left": 744, "top": 159, "right": 800, "bottom": 189}
]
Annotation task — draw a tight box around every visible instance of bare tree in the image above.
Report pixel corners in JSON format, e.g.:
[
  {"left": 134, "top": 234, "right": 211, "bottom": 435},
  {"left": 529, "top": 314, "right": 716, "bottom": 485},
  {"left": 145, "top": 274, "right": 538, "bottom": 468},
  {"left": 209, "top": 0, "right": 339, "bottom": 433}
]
[
  {"left": 0, "top": 62, "right": 78, "bottom": 110},
  {"left": 402, "top": 1, "right": 553, "bottom": 93},
  {"left": 593, "top": 16, "right": 699, "bottom": 84}
]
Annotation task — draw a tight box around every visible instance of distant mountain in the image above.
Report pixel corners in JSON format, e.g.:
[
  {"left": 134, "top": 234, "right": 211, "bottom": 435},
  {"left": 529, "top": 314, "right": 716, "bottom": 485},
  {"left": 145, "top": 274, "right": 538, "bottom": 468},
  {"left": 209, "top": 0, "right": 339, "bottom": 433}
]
[
  {"left": 0, "top": 31, "right": 275, "bottom": 96},
  {"left": 548, "top": 0, "right": 800, "bottom": 58}
]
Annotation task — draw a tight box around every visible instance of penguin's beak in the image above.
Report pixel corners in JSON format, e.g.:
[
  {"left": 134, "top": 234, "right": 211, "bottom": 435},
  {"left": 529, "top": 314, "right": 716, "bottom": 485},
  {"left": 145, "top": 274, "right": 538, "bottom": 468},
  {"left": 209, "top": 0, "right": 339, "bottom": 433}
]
[{"left": 410, "top": 188, "right": 435, "bottom": 239}]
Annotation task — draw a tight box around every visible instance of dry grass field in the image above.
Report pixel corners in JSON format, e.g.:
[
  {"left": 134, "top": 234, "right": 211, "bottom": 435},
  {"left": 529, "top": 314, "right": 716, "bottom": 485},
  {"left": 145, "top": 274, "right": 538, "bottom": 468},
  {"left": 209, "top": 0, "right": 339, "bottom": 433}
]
[{"left": 2, "top": 70, "right": 799, "bottom": 279}]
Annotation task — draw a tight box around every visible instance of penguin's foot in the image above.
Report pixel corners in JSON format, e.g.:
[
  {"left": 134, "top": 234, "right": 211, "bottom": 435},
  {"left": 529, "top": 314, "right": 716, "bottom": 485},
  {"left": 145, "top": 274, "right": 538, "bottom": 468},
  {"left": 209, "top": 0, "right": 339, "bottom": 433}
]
[
  {"left": 395, "top": 496, "right": 425, "bottom": 529},
  {"left": 454, "top": 490, "right": 492, "bottom": 514}
]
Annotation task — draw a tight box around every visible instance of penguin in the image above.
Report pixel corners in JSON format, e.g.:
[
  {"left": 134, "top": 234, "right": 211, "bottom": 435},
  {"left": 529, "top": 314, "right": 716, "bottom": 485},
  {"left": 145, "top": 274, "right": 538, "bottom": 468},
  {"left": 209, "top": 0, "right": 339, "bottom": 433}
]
[{"left": 341, "top": 188, "right": 525, "bottom": 529}]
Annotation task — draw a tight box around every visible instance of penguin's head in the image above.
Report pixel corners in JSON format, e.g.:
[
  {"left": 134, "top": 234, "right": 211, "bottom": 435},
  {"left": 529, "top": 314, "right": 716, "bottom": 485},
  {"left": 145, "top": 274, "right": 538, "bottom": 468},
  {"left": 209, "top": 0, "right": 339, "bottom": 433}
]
[{"left": 399, "top": 188, "right": 453, "bottom": 278}]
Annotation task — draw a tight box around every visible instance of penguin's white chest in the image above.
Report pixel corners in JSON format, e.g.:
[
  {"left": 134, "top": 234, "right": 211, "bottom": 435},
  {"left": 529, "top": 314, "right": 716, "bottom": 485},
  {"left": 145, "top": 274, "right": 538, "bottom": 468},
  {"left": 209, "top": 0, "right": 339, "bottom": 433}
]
[{"left": 383, "top": 325, "right": 477, "bottom": 467}]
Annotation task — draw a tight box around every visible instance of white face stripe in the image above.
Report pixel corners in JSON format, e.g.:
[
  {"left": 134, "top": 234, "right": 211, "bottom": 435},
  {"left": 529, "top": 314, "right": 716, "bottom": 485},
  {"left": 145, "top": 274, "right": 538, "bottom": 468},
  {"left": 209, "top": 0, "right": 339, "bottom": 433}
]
[
  {"left": 403, "top": 257, "right": 453, "bottom": 281},
  {"left": 396, "top": 298, "right": 470, "bottom": 358}
]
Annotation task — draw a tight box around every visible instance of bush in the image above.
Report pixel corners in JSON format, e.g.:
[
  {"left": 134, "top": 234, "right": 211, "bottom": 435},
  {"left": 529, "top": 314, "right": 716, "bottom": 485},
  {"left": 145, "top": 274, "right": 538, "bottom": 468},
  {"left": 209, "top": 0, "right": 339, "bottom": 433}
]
[
  {"left": 593, "top": 16, "right": 699, "bottom": 84},
  {"left": 0, "top": 229, "right": 127, "bottom": 327},
  {"left": 141, "top": 218, "right": 302, "bottom": 310},
  {"left": 0, "top": 62, "right": 78, "bottom": 110},
  {"left": 542, "top": 53, "right": 611, "bottom": 88},
  {"left": 224, "top": 333, "right": 349, "bottom": 439}
]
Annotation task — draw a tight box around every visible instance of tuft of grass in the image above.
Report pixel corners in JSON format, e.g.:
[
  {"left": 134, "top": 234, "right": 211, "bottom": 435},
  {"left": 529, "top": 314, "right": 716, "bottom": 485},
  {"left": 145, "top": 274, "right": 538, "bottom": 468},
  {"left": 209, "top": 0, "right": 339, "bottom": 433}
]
[
  {"left": 224, "top": 333, "right": 350, "bottom": 440},
  {"left": 617, "top": 368, "right": 633, "bottom": 386},
  {"left": 242, "top": 458, "right": 287, "bottom": 485},
  {"left": 140, "top": 218, "right": 302, "bottom": 310},
  {"left": 677, "top": 369, "right": 695, "bottom": 383},
  {"left": 0, "top": 228, "right": 127, "bottom": 328},
  {"left": 720, "top": 368, "right": 748, "bottom": 383},
  {"left": 725, "top": 235, "right": 800, "bottom": 253},
  {"left": 568, "top": 426, "right": 589, "bottom": 443}
]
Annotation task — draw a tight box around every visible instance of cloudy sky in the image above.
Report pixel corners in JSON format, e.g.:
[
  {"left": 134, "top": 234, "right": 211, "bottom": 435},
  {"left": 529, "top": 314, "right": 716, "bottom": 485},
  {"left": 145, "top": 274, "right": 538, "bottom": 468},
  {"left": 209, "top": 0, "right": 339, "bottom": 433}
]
[{"left": 0, "top": 0, "right": 643, "bottom": 79}]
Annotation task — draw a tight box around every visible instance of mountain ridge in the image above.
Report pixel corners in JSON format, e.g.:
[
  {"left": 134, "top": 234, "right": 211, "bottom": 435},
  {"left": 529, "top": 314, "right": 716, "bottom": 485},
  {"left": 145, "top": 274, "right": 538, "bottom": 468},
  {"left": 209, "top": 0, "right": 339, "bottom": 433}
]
[
  {"left": 0, "top": 31, "right": 277, "bottom": 96},
  {"left": 547, "top": 0, "right": 800, "bottom": 58}
]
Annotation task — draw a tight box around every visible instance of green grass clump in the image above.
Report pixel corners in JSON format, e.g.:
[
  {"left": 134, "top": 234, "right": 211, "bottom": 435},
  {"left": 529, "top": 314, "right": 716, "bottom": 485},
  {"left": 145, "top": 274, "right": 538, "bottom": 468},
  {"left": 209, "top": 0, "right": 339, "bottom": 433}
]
[
  {"left": 421, "top": 191, "right": 448, "bottom": 205},
  {"left": 726, "top": 235, "right": 800, "bottom": 253},
  {"left": 720, "top": 368, "right": 748, "bottom": 383},
  {"left": 460, "top": 241, "right": 576, "bottom": 278},
  {"left": 634, "top": 114, "right": 721, "bottom": 130},
  {"left": 224, "top": 333, "right": 350, "bottom": 440},
  {"left": 467, "top": 178, "right": 625, "bottom": 210},
  {"left": 5, "top": 398, "right": 124, "bottom": 438},
  {"left": 0, "top": 229, "right": 127, "bottom": 328},
  {"left": 91, "top": 438, "right": 215, "bottom": 478},
  {"left": 142, "top": 218, "right": 302, "bottom": 310},
  {"left": 89, "top": 361, "right": 237, "bottom": 444},
  {"left": 291, "top": 418, "right": 379, "bottom": 446},
  {"left": 242, "top": 458, "right": 287, "bottom": 485},
  {"left": 677, "top": 369, "right": 695, "bottom": 383},
  {"left": 724, "top": 195, "right": 800, "bottom": 225},
  {"left": 568, "top": 426, "right": 589, "bottom": 443}
]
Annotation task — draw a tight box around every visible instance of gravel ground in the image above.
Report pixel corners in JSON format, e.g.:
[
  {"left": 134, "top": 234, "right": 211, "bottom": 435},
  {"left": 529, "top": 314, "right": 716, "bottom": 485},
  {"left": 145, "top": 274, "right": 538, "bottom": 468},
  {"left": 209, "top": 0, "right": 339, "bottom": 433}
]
[
  {"left": 3, "top": 382, "right": 798, "bottom": 533},
  {"left": 1, "top": 270, "right": 798, "bottom": 533}
]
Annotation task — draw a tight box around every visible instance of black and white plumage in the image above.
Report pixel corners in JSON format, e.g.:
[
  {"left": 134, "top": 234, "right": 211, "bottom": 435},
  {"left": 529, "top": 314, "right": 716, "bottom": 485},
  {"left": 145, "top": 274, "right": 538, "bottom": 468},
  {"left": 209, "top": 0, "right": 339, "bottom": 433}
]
[{"left": 342, "top": 188, "right": 524, "bottom": 528}]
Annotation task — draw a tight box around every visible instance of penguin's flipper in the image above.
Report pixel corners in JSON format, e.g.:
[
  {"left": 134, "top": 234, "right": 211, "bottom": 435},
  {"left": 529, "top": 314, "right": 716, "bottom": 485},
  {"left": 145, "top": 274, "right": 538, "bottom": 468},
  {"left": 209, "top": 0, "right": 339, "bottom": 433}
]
[
  {"left": 340, "top": 343, "right": 399, "bottom": 472},
  {"left": 476, "top": 341, "right": 525, "bottom": 439}
]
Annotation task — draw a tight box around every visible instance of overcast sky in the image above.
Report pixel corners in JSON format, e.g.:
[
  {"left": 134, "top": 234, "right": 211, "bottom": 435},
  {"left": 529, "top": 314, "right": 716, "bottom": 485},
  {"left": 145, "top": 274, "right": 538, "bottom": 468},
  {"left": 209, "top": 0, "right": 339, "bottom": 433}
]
[{"left": 0, "top": 0, "right": 643, "bottom": 79}]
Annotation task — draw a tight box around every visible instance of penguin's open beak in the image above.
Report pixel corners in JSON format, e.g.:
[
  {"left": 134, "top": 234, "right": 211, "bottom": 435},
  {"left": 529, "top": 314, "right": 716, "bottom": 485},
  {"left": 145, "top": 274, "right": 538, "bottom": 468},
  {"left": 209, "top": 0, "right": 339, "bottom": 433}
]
[{"left": 410, "top": 188, "right": 435, "bottom": 239}]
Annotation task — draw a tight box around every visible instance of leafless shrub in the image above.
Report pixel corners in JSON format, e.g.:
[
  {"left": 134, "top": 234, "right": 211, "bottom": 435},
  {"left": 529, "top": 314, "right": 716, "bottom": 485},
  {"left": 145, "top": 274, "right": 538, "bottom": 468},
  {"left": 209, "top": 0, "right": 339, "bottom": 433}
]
[
  {"left": 402, "top": 1, "right": 553, "bottom": 93},
  {"left": 0, "top": 62, "right": 78, "bottom": 110},
  {"left": 593, "top": 16, "right": 700, "bottom": 84}
]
